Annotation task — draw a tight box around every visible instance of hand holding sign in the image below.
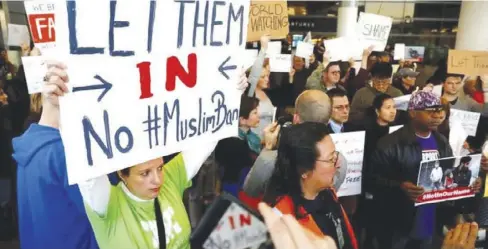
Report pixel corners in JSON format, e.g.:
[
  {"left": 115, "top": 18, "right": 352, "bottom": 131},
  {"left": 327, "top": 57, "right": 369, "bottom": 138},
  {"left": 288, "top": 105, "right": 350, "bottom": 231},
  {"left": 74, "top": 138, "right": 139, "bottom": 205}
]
[{"left": 43, "top": 61, "right": 69, "bottom": 106}]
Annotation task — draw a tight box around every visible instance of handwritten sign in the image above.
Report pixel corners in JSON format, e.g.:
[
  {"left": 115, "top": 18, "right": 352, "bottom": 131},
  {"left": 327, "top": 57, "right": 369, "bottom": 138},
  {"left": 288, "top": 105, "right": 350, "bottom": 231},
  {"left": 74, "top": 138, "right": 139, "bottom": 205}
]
[
  {"left": 55, "top": 0, "right": 250, "bottom": 184},
  {"left": 203, "top": 203, "right": 267, "bottom": 249},
  {"left": 394, "top": 94, "right": 411, "bottom": 111},
  {"left": 269, "top": 54, "right": 291, "bottom": 73},
  {"left": 295, "top": 41, "right": 313, "bottom": 59},
  {"left": 448, "top": 49, "right": 488, "bottom": 76},
  {"left": 449, "top": 109, "right": 481, "bottom": 136},
  {"left": 331, "top": 131, "right": 365, "bottom": 197},
  {"left": 21, "top": 56, "right": 46, "bottom": 94},
  {"left": 24, "top": 1, "right": 56, "bottom": 55},
  {"left": 247, "top": 0, "right": 289, "bottom": 42},
  {"left": 356, "top": 12, "right": 392, "bottom": 51},
  {"left": 7, "top": 24, "right": 30, "bottom": 47}
]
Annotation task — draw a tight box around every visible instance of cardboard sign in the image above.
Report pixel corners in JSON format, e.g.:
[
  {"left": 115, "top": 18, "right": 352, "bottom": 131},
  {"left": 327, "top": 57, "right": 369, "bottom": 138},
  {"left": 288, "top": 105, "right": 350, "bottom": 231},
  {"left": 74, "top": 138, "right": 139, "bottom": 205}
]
[
  {"left": 269, "top": 54, "right": 291, "bottom": 72},
  {"left": 295, "top": 41, "right": 313, "bottom": 59},
  {"left": 416, "top": 155, "right": 481, "bottom": 206},
  {"left": 448, "top": 49, "right": 488, "bottom": 76},
  {"left": 356, "top": 12, "right": 392, "bottom": 51},
  {"left": 7, "top": 24, "right": 30, "bottom": 47},
  {"left": 24, "top": 1, "right": 56, "bottom": 55},
  {"left": 55, "top": 0, "right": 250, "bottom": 184},
  {"left": 450, "top": 109, "right": 481, "bottom": 137},
  {"left": 21, "top": 56, "right": 47, "bottom": 94},
  {"left": 247, "top": 0, "right": 289, "bottom": 42},
  {"left": 331, "top": 131, "right": 366, "bottom": 197},
  {"left": 394, "top": 43, "right": 405, "bottom": 60}
]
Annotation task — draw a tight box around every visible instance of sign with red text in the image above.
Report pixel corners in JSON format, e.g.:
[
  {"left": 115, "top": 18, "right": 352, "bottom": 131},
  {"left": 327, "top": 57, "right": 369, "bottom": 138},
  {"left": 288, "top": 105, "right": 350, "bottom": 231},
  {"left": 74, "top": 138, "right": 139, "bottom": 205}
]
[
  {"left": 331, "top": 131, "right": 366, "bottom": 197},
  {"left": 356, "top": 12, "right": 392, "bottom": 51},
  {"left": 55, "top": 0, "right": 250, "bottom": 184},
  {"left": 247, "top": 0, "right": 289, "bottom": 42},
  {"left": 448, "top": 49, "right": 488, "bottom": 76},
  {"left": 416, "top": 155, "right": 481, "bottom": 206},
  {"left": 24, "top": 1, "right": 56, "bottom": 55},
  {"left": 203, "top": 203, "right": 267, "bottom": 249}
]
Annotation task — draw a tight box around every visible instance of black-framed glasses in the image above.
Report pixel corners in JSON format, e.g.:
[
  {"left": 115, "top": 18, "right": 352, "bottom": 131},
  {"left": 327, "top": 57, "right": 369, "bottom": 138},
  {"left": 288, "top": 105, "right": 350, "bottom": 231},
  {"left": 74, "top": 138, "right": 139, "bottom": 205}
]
[{"left": 316, "top": 151, "right": 340, "bottom": 167}]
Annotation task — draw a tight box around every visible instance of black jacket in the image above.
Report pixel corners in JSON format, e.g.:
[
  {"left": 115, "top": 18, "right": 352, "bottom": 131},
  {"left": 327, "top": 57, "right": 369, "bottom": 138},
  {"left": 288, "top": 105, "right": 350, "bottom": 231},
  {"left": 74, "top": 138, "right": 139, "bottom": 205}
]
[{"left": 368, "top": 124, "right": 453, "bottom": 234}]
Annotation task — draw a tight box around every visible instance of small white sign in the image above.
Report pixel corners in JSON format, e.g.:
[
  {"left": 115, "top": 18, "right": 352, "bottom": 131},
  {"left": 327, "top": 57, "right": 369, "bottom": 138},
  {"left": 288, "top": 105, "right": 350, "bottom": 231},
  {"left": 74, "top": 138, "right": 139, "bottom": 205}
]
[
  {"left": 266, "top": 41, "right": 282, "bottom": 57},
  {"left": 21, "top": 56, "right": 47, "bottom": 94},
  {"left": 295, "top": 41, "right": 313, "bottom": 59},
  {"left": 389, "top": 125, "right": 403, "bottom": 134},
  {"left": 242, "top": 49, "right": 258, "bottom": 70},
  {"left": 7, "top": 24, "right": 30, "bottom": 47},
  {"left": 450, "top": 109, "right": 481, "bottom": 137},
  {"left": 394, "top": 43, "right": 405, "bottom": 60},
  {"left": 393, "top": 94, "right": 412, "bottom": 111},
  {"left": 269, "top": 54, "right": 292, "bottom": 73}
]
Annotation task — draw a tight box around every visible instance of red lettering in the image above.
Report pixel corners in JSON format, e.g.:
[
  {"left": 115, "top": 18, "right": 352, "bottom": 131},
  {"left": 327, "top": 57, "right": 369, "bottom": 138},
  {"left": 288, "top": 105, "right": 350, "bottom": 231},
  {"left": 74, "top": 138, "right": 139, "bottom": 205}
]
[
  {"left": 239, "top": 213, "right": 251, "bottom": 227},
  {"left": 228, "top": 216, "right": 235, "bottom": 230},
  {"left": 137, "top": 62, "right": 153, "bottom": 99},
  {"left": 28, "top": 14, "right": 55, "bottom": 43},
  {"left": 166, "top": 53, "right": 197, "bottom": 92}
]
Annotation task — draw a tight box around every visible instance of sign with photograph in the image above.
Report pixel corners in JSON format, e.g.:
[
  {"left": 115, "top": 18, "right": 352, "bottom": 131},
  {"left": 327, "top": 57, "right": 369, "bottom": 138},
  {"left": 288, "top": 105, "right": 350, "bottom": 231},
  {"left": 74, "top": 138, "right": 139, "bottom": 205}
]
[{"left": 416, "top": 154, "right": 481, "bottom": 206}]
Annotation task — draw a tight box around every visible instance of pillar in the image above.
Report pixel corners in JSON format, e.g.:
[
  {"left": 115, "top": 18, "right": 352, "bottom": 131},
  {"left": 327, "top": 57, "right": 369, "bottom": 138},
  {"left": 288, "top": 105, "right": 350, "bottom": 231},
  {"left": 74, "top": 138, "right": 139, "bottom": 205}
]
[
  {"left": 455, "top": 1, "right": 488, "bottom": 51},
  {"left": 337, "top": 0, "right": 358, "bottom": 37}
]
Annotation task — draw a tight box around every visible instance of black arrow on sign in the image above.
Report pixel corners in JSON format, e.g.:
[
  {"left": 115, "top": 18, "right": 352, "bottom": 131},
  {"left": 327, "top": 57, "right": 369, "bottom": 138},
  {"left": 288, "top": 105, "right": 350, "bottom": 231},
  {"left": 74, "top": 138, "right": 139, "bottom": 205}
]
[
  {"left": 72, "top": 75, "right": 113, "bottom": 102},
  {"left": 218, "top": 56, "right": 237, "bottom": 80}
]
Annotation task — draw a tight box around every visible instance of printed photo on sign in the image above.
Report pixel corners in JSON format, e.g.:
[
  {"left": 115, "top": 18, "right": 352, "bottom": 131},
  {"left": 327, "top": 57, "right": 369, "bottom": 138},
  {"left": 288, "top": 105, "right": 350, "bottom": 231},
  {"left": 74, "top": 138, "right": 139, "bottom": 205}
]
[
  {"left": 54, "top": 0, "right": 251, "bottom": 184},
  {"left": 330, "top": 131, "right": 365, "bottom": 197},
  {"left": 404, "top": 46, "right": 425, "bottom": 62},
  {"left": 24, "top": 1, "right": 56, "bottom": 56},
  {"left": 415, "top": 154, "right": 481, "bottom": 206}
]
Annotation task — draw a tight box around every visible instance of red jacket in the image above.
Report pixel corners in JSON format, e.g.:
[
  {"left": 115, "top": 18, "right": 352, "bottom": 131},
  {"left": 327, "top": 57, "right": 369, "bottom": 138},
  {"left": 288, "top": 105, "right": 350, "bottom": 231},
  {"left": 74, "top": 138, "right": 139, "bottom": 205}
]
[{"left": 273, "top": 190, "right": 358, "bottom": 249}]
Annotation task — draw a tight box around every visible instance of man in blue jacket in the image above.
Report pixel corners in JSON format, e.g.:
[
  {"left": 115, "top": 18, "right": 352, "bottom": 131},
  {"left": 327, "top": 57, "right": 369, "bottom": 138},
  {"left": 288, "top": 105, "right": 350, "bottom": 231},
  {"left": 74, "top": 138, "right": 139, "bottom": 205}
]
[{"left": 12, "top": 62, "right": 98, "bottom": 249}]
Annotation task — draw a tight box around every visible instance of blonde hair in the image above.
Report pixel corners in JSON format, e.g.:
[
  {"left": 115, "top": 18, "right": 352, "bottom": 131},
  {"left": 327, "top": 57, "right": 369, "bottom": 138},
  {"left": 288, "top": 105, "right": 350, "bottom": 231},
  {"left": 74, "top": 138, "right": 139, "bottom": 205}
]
[{"left": 30, "top": 93, "right": 42, "bottom": 113}]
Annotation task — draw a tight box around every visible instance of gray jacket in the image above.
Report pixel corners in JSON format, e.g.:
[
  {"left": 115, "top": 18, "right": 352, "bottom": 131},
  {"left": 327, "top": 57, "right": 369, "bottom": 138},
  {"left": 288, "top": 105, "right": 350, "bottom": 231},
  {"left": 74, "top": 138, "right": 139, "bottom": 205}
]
[
  {"left": 350, "top": 84, "right": 403, "bottom": 124},
  {"left": 305, "top": 62, "right": 347, "bottom": 94},
  {"left": 451, "top": 94, "right": 488, "bottom": 116},
  {"left": 243, "top": 149, "right": 348, "bottom": 197}
]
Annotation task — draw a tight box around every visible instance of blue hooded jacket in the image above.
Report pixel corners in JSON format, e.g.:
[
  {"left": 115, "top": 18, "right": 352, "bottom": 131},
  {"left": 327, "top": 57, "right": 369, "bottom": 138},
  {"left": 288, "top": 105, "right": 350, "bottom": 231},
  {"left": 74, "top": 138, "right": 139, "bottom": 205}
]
[{"left": 12, "top": 124, "right": 98, "bottom": 249}]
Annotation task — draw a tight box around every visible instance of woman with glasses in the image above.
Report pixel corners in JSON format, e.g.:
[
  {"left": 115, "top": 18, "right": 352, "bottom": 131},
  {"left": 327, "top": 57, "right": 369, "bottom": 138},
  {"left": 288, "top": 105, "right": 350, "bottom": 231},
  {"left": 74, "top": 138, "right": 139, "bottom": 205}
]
[{"left": 263, "top": 122, "right": 358, "bottom": 249}]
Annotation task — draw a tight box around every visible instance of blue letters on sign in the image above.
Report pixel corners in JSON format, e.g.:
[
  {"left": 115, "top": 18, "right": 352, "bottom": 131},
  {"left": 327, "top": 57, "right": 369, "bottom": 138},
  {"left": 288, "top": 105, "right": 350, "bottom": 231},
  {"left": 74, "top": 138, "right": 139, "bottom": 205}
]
[
  {"left": 67, "top": 1, "right": 104, "bottom": 54},
  {"left": 109, "top": 1, "right": 134, "bottom": 56},
  {"left": 227, "top": 3, "right": 244, "bottom": 45},
  {"left": 210, "top": 1, "right": 225, "bottom": 46},
  {"left": 193, "top": 1, "right": 209, "bottom": 47}
]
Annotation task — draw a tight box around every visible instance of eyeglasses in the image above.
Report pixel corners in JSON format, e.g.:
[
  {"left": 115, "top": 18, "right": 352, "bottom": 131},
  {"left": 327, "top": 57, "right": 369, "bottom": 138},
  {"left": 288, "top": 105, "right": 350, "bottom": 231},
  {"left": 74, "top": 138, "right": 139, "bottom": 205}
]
[
  {"left": 373, "top": 78, "right": 391, "bottom": 86},
  {"left": 316, "top": 151, "right": 340, "bottom": 167}
]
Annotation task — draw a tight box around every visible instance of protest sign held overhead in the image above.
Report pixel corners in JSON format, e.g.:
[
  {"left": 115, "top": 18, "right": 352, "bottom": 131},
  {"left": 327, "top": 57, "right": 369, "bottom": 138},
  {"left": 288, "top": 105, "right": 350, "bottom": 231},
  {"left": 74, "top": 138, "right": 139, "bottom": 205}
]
[
  {"left": 24, "top": 1, "right": 56, "bottom": 55},
  {"left": 448, "top": 49, "right": 488, "bottom": 76},
  {"left": 356, "top": 12, "right": 392, "bottom": 51},
  {"left": 54, "top": 0, "right": 250, "bottom": 184},
  {"left": 331, "top": 131, "right": 365, "bottom": 197},
  {"left": 247, "top": 0, "right": 289, "bottom": 42},
  {"left": 416, "top": 155, "right": 481, "bottom": 206},
  {"left": 449, "top": 109, "right": 481, "bottom": 136}
]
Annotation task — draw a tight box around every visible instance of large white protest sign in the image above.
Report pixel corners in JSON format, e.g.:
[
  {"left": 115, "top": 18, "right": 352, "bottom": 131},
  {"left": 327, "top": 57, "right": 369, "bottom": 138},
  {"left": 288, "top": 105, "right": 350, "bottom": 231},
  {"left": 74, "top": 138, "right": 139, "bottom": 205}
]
[
  {"left": 450, "top": 109, "right": 481, "bottom": 136},
  {"left": 269, "top": 54, "right": 291, "bottom": 73},
  {"left": 356, "top": 12, "right": 392, "bottom": 51},
  {"left": 55, "top": 0, "right": 250, "bottom": 184},
  {"left": 7, "top": 24, "right": 30, "bottom": 47},
  {"left": 24, "top": 1, "right": 56, "bottom": 56},
  {"left": 331, "top": 131, "right": 365, "bottom": 197}
]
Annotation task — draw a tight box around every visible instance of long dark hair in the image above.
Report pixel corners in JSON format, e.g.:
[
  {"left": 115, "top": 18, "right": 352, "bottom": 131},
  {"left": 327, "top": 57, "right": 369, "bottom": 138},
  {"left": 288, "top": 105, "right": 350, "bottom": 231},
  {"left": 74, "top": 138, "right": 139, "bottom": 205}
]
[{"left": 263, "top": 122, "right": 330, "bottom": 218}]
